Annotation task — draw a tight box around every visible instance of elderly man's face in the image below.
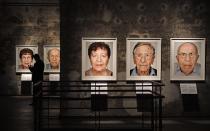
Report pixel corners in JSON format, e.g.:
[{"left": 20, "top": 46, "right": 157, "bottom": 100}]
[
  {"left": 21, "top": 53, "right": 33, "bottom": 69},
  {"left": 48, "top": 49, "right": 60, "bottom": 69},
  {"left": 176, "top": 43, "right": 199, "bottom": 75},
  {"left": 133, "top": 45, "right": 155, "bottom": 75}
]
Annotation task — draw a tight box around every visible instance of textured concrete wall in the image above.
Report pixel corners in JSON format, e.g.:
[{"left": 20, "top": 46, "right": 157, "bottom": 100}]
[
  {"left": 0, "top": 0, "right": 210, "bottom": 117},
  {"left": 0, "top": 1, "right": 60, "bottom": 94},
  {"left": 60, "top": 0, "right": 210, "bottom": 116}
]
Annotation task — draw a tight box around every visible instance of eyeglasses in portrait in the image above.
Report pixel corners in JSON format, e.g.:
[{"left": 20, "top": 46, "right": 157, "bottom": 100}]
[
  {"left": 170, "top": 38, "right": 205, "bottom": 81},
  {"left": 44, "top": 45, "right": 60, "bottom": 73}
]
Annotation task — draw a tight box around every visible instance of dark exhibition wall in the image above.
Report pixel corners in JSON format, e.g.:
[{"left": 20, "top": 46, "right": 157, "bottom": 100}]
[
  {"left": 0, "top": 0, "right": 210, "bottom": 117},
  {"left": 0, "top": 0, "right": 60, "bottom": 94},
  {"left": 60, "top": 0, "right": 210, "bottom": 116}
]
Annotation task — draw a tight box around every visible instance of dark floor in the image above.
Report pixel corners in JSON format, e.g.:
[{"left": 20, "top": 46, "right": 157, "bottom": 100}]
[
  {"left": 0, "top": 96, "right": 210, "bottom": 131},
  {"left": 0, "top": 96, "right": 33, "bottom": 131}
]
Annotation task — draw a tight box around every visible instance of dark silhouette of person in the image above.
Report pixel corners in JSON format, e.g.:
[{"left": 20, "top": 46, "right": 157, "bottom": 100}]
[
  {"left": 29, "top": 54, "right": 44, "bottom": 105},
  {"left": 29, "top": 54, "right": 44, "bottom": 83}
]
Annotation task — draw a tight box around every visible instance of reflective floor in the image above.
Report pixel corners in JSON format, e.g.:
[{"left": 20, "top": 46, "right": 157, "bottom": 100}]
[{"left": 0, "top": 96, "right": 210, "bottom": 131}]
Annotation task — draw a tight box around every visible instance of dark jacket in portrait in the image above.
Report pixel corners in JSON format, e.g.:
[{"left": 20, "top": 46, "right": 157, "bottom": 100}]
[{"left": 130, "top": 67, "right": 157, "bottom": 76}]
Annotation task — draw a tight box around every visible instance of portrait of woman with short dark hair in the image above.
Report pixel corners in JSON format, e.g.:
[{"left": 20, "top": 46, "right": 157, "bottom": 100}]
[
  {"left": 16, "top": 45, "right": 38, "bottom": 73},
  {"left": 82, "top": 38, "right": 117, "bottom": 80}
]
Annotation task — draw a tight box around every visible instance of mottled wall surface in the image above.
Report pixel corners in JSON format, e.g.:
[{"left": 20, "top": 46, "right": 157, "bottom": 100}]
[
  {"left": 0, "top": 0, "right": 210, "bottom": 117},
  {"left": 0, "top": 0, "right": 60, "bottom": 94},
  {"left": 61, "top": 0, "right": 210, "bottom": 116}
]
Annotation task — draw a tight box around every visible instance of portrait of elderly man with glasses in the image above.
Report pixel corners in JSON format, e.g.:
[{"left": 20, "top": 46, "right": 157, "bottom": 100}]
[
  {"left": 175, "top": 42, "right": 200, "bottom": 76},
  {"left": 130, "top": 42, "right": 157, "bottom": 76}
]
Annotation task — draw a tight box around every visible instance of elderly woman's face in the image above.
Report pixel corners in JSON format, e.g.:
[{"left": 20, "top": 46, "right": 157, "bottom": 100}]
[
  {"left": 21, "top": 53, "right": 33, "bottom": 68},
  {"left": 90, "top": 48, "right": 109, "bottom": 72}
]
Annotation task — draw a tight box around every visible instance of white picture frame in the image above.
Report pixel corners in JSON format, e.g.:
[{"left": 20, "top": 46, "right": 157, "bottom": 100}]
[
  {"left": 16, "top": 45, "right": 38, "bottom": 73},
  {"left": 170, "top": 38, "right": 205, "bottom": 81},
  {"left": 44, "top": 45, "right": 60, "bottom": 73},
  {"left": 126, "top": 38, "right": 161, "bottom": 80},
  {"left": 82, "top": 37, "right": 117, "bottom": 81}
]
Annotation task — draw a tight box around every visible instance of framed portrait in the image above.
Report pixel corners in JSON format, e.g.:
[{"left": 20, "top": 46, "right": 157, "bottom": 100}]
[
  {"left": 44, "top": 45, "right": 60, "bottom": 73},
  {"left": 82, "top": 37, "right": 117, "bottom": 81},
  {"left": 126, "top": 38, "right": 161, "bottom": 80},
  {"left": 170, "top": 38, "right": 205, "bottom": 81},
  {"left": 16, "top": 45, "right": 38, "bottom": 73}
]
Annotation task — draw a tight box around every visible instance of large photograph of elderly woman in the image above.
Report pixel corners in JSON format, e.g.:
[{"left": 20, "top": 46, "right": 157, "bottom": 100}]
[
  {"left": 82, "top": 38, "right": 117, "bottom": 80},
  {"left": 16, "top": 45, "right": 38, "bottom": 73},
  {"left": 170, "top": 38, "right": 205, "bottom": 81}
]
